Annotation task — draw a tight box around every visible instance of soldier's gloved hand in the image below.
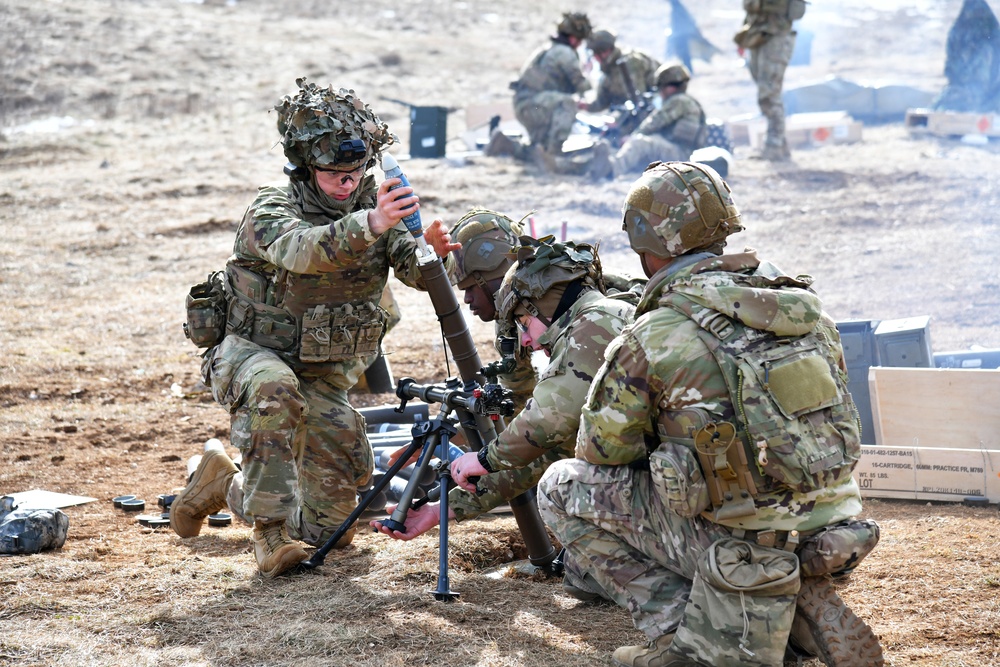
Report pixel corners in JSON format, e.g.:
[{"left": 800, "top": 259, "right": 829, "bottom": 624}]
[
  {"left": 450, "top": 451, "right": 487, "bottom": 493},
  {"left": 368, "top": 178, "right": 419, "bottom": 235},
  {"left": 424, "top": 218, "right": 462, "bottom": 257}
]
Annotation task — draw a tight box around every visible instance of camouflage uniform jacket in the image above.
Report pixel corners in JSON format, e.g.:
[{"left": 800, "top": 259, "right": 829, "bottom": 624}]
[
  {"left": 634, "top": 92, "right": 706, "bottom": 148},
  {"left": 225, "top": 176, "right": 442, "bottom": 373},
  {"left": 449, "top": 290, "right": 634, "bottom": 520},
  {"left": 586, "top": 48, "right": 661, "bottom": 112},
  {"left": 576, "top": 251, "right": 862, "bottom": 532},
  {"left": 735, "top": 5, "right": 794, "bottom": 49},
  {"left": 513, "top": 38, "right": 592, "bottom": 100}
]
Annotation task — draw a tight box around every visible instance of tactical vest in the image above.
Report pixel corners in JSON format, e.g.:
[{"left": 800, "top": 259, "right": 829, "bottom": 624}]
[
  {"left": 513, "top": 43, "right": 578, "bottom": 97},
  {"left": 656, "top": 291, "right": 862, "bottom": 522},
  {"left": 224, "top": 240, "right": 389, "bottom": 363}
]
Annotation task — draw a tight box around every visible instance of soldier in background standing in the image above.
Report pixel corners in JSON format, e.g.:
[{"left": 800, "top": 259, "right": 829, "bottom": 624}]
[
  {"left": 580, "top": 30, "right": 661, "bottom": 113},
  {"left": 734, "top": 0, "right": 805, "bottom": 161},
  {"left": 538, "top": 162, "right": 884, "bottom": 667}
]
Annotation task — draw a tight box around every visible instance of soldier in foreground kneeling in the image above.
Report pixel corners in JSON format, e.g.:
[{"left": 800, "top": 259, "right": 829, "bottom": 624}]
[{"left": 538, "top": 161, "right": 883, "bottom": 667}]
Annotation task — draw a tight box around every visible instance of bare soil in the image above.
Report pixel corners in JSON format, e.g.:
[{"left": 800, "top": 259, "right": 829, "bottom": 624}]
[{"left": 1, "top": 1, "right": 999, "bottom": 666}]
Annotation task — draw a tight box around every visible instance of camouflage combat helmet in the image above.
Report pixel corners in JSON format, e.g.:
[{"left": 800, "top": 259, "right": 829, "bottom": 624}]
[
  {"left": 274, "top": 78, "right": 397, "bottom": 171},
  {"left": 449, "top": 208, "right": 526, "bottom": 291},
  {"left": 655, "top": 63, "right": 691, "bottom": 89},
  {"left": 557, "top": 12, "right": 593, "bottom": 39},
  {"left": 587, "top": 29, "right": 616, "bottom": 54},
  {"left": 495, "top": 235, "right": 603, "bottom": 327},
  {"left": 622, "top": 161, "right": 743, "bottom": 259}
]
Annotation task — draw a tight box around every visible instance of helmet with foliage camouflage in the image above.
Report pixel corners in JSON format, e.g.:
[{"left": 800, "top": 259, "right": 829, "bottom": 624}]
[
  {"left": 495, "top": 235, "right": 604, "bottom": 327},
  {"left": 557, "top": 12, "right": 593, "bottom": 39},
  {"left": 274, "top": 78, "right": 397, "bottom": 171},
  {"left": 449, "top": 208, "right": 526, "bottom": 291},
  {"left": 654, "top": 63, "right": 691, "bottom": 89},
  {"left": 622, "top": 161, "right": 743, "bottom": 260},
  {"left": 588, "top": 29, "right": 616, "bottom": 53}
]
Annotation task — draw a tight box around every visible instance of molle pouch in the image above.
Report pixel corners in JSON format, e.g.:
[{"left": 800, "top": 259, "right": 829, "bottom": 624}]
[
  {"left": 327, "top": 303, "right": 357, "bottom": 361},
  {"left": 670, "top": 116, "right": 703, "bottom": 146},
  {"left": 798, "top": 518, "right": 880, "bottom": 577},
  {"left": 671, "top": 538, "right": 801, "bottom": 667},
  {"left": 184, "top": 272, "right": 227, "bottom": 348},
  {"left": 649, "top": 441, "right": 711, "bottom": 518},
  {"left": 299, "top": 305, "right": 332, "bottom": 363},
  {"left": 354, "top": 307, "right": 386, "bottom": 358}
]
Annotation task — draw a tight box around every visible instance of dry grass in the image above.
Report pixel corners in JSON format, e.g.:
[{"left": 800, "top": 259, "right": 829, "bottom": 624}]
[{"left": 2, "top": 0, "right": 1000, "bottom": 665}]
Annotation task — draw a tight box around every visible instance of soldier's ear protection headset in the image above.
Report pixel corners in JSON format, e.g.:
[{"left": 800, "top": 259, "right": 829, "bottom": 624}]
[{"left": 284, "top": 138, "right": 369, "bottom": 182}]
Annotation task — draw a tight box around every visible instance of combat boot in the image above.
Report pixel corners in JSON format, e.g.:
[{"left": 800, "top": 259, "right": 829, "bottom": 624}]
[
  {"left": 754, "top": 139, "right": 791, "bottom": 161},
  {"left": 562, "top": 569, "right": 610, "bottom": 603},
  {"left": 789, "top": 576, "right": 884, "bottom": 667},
  {"left": 169, "top": 448, "right": 239, "bottom": 538},
  {"left": 484, "top": 130, "right": 519, "bottom": 157},
  {"left": 253, "top": 520, "right": 308, "bottom": 577},
  {"left": 612, "top": 633, "right": 694, "bottom": 667}
]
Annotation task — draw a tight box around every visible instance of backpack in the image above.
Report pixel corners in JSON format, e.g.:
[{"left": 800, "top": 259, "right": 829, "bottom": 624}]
[{"left": 660, "top": 293, "right": 862, "bottom": 503}]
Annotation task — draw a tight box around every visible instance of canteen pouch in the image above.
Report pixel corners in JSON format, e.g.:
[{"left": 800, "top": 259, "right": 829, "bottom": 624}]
[
  {"left": 184, "top": 272, "right": 227, "bottom": 348},
  {"left": 670, "top": 537, "right": 801, "bottom": 666},
  {"left": 798, "top": 518, "right": 880, "bottom": 577},
  {"left": 649, "top": 441, "right": 711, "bottom": 518}
]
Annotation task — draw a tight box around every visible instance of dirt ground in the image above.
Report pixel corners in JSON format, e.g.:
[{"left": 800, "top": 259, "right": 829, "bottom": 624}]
[{"left": 1, "top": 0, "right": 999, "bottom": 666}]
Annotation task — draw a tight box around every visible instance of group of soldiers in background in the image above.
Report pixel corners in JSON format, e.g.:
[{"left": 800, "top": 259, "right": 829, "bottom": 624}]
[{"left": 486, "top": 3, "right": 803, "bottom": 173}]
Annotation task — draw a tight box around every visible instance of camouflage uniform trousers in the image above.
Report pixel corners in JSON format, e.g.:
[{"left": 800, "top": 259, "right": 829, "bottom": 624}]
[
  {"left": 538, "top": 457, "right": 731, "bottom": 640},
  {"left": 612, "top": 134, "right": 688, "bottom": 178},
  {"left": 514, "top": 91, "right": 578, "bottom": 154},
  {"left": 206, "top": 335, "right": 374, "bottom": 547},
  {"left": 748, "top": 31, "right": 795, "bottom": 148}
]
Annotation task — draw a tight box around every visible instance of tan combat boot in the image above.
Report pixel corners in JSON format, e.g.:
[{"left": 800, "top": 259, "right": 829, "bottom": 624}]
[
  {"left": 789, "top": 576, "right": 885, "bottom": 666},
  {"left": 253, "top": 520, "right": 308, "bottom": 577},
  {"left": 612, "top": 633, "right": 690, "bottom": 667},
  {"left": 169, "top": 449, "right": 239, "bottom": 538}
]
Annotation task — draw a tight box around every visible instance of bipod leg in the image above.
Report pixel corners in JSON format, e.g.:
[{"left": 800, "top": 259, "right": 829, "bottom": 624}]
[
  {"left": 431, "top": 428, "right": 459, "bottom": 602},
  {"left": 378, "top": 418, "right": 444, "bottom": 534},
  {"left": 300, "top": 434, "right": 426, "bottom": 570}
]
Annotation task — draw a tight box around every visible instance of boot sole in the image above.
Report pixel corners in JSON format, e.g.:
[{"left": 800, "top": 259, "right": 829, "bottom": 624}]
[{"left": 792, "top": 576, "right": 884, "bottom": 667}]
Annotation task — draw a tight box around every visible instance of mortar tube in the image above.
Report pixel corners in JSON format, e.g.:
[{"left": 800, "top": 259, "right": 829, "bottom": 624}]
[{"left": 413, "top": 256, "right": 557, "bottom": 569}]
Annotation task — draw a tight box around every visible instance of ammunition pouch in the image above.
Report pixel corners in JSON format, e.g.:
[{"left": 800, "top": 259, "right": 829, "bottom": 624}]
[
  {"left": 299, "top": 302, "right": 386, "bottom": 363},
  {"left": 797, "top": 518, "right": 880, "bottom": 577},
  {"left": 648, "top": 439, "right": 711, "bottom": 518},
  {"left": 183, "top": 272, "right": 228, "bottom": 348}
]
